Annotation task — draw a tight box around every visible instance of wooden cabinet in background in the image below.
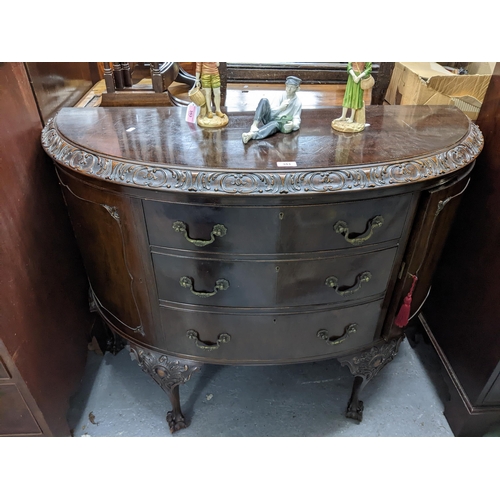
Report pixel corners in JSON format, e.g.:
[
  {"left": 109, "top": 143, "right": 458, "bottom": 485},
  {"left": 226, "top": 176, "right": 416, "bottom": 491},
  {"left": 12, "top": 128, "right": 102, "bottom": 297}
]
[
  {"left": 0, "top": 63, "right": 94, "bottom": 436},
  {"left": 421, "top": 63, "right": 500, "bottom": 437},
  {"left": 25, "top": 62, "right": 99, "bottom": 123}
]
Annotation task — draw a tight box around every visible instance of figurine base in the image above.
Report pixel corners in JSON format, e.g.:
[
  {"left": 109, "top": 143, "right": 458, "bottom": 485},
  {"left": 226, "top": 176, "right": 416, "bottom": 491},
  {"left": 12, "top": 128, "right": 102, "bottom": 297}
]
[
  {"left": 331, "top": 119, "right": 365, "bottom": 133},
  {"left": 197, "top": 113, "right": 229, "bottom": 128}
]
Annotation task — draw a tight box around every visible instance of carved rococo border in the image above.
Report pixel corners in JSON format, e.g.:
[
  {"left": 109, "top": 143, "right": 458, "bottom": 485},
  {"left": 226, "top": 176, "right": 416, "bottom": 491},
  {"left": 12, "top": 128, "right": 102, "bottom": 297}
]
[{"left": 41, "top": 118, "right": 483, "bottom": 196}]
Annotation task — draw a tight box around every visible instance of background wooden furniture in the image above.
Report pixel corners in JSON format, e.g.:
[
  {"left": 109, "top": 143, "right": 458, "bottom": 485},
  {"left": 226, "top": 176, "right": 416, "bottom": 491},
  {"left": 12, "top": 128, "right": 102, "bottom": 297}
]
[
  {"left": 94, "top": 62, "right": 393, "bottom": 108},
  {"left": 99, "top": 62, "right": 218, "bottom": 108},
  {"left": 225, "top": 62, "right": 393, "bottom": 105},
  {"left": 24, "top": 62, "right": 100, "bottom": 123},
  {"left": 420, "top": 62, "right": 500, "bottom": 436},
  {"left": 42, "top": 104, "right": 482, "bottom": 433},
  {"left": 0, "top": 62, "right": 94, "bottom": 436}
]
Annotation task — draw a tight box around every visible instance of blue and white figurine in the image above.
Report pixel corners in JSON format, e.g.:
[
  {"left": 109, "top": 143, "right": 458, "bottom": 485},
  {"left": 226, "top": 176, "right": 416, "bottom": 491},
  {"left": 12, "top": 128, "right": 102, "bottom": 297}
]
[{"left": 242, "top": 76, "right": 302, "bottom": 144}]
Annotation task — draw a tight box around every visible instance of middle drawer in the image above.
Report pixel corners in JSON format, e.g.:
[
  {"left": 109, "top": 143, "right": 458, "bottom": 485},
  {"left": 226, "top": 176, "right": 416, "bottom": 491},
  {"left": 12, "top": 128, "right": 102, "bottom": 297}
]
[{"left": 152, "top": 246, "right": 398, "bottom": 308}]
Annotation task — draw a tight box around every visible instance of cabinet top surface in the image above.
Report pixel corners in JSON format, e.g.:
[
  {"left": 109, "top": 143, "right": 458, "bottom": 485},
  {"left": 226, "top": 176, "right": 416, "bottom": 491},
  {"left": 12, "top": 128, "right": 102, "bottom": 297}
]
[{"left": 42, "top": 106, "right": 483, "bottom": 196}]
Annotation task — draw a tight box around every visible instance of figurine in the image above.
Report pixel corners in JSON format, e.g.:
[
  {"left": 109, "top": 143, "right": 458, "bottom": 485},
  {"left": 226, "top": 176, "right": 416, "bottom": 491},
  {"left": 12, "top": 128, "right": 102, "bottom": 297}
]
[
  {"left": 191, "top": 62, "right": 228, "bottom": 128},
  {"left": 242, "top": 76, "right": 302, "bottom": 144},
  {"left": 332, "top": 62, "right": 373, "bottom": 133}
]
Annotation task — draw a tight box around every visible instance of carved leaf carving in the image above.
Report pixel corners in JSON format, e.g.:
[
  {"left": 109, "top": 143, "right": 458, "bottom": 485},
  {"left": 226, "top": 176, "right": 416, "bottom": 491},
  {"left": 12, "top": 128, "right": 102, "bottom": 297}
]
[{"left": 42, "top": 118, "right": 483, "bottom": 196}]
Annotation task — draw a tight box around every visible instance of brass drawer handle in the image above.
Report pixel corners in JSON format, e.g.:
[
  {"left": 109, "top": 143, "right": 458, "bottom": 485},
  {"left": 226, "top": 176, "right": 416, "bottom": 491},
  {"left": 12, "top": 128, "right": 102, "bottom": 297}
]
[
  {"left": 186, "top": 330, "right": 231, "bottom": 351},
  {"left": 334, "top": 215, "right": 384, "bottom": 245},
  {"left": 179, "top": 276, "right": 230, "bottom": 297},
  {"left": 172, "top": 221, "right": 227, "bottom": 247},
  {"left": 325, "top": 271, "right": 372, "bottom": 296},
  {"left": 317, "top": 324, "right": 357, "bottom": 345}
]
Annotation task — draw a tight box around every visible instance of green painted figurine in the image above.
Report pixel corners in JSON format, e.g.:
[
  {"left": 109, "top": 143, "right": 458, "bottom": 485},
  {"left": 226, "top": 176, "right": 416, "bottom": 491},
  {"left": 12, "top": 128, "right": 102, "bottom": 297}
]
[{"left": 332, "top": 62, "right": 373, "bottom": 133}]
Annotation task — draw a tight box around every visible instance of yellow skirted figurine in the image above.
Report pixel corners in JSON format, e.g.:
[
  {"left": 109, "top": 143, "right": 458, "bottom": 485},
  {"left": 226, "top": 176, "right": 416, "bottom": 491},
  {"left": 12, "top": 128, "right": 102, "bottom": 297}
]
[{"left": 189, "top": 62, "right": 228, "bottom": 128}]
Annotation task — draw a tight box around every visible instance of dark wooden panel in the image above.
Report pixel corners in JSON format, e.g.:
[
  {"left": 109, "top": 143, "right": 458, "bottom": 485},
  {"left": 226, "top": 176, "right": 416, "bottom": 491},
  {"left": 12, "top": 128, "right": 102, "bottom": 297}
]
[
  {"left": 152, "top": 251, "right": 277, "bottom": 307},
  {"left": 152, "top": 246, "right": 396, "bottom": 308},
  {"left": 0, "top": 385, "right": 42, "bottom": 436},
  {"left": 276, "top": 247, "right": 398, "bottom": 306},
  {"left": 0, "top": 62, "right": 93, "bottom": 436},
  {"left": 420, "top": 314, "right": 500, "bottom": 436},
  {"left": 423, "top": 64, "right": 500, "bottom": 404},
  {"left": 25, "top": 62, "right": 95, "bottom": 123},
  {"left": 60, "top": 186, "right": 143, "bottom": 331},
  {"left": 226, "top": 63, "right": 380, "bottom": 84},
  {"left": 158, "top": 299, "right": 382, "bottom": 363},
  {"left": 143, "top": 200, "right": 282, "bottom": 254},
  {"left": 384, "top": 166, "right": 474, "bottom": 341},
  {"left": 143, "top": 194, "right": 413, "bottom": 254},
  {"left": 278, "top": 195, "right": 413, "bottom": 253},
  {"left": 0, "top": 339, "right": 50, "bottom": 436},
  {"left": 101, "top": 91, "right": 174, "bottom": 107},
  {"left": 56, "top": 169, "right": 161, "bottom": 344},
  {"left": 372, "top": 62, "right": 395, "bottom": 105}
]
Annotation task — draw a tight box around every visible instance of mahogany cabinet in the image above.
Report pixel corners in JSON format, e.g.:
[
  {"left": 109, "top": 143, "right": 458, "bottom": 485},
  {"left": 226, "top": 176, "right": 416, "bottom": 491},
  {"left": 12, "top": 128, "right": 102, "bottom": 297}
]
[
  {"left": 0, "top": 63, "right": 94, "bottom": 436},
  {"left": 41, "top": 104, "right": 483, "bottom": 433}
]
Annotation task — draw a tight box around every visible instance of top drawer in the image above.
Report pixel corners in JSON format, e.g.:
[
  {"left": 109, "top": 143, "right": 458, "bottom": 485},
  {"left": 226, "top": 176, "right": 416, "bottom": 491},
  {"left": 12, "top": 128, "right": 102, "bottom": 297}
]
[{"left": 143, "top": 194, "right": 413, "bottom": 254}]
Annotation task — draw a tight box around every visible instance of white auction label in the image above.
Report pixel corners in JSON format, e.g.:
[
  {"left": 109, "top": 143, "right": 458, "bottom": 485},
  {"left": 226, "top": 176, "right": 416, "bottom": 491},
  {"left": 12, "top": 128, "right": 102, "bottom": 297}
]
[{"left": 277, "top": 161, "right": 297, "bottom": 167}]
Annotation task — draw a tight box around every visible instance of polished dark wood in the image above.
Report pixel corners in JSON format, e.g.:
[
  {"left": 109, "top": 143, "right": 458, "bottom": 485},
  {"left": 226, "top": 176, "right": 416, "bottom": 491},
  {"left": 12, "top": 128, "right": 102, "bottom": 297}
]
[
  {"left": 122, "top": 63, "right": 133, "bottom": 87},
  {"left": 421, "top": 62, "right": 500, "bottom": 436},
  {"left": 0, "top": 62, "right": 94, "bottom": 436},
  {"left": 384, "top": 164, "right": 475, "bottom": 342},
  {"left": 151, "top": 62, "right": 179, "bottom": 93},
  {"left": 103, "top": 62, "right": 115, "bottom": 93},
  {"left": 52, "top": 105, "right": 472, "bottom": 171},
  {"left": 113, "top": 63, "right": 125, "bottom": 90},
  {"left": 372, "top": 62, "right": 395, "bottom": 105},
  {"left": 42, "top": 104, "right": 482, "bottom": 433},
  {"left": 143, "top": 194, "right": 413, "bottom": 253},
  {"left": 226, "top": 62, "right": 381, "bottom": 84},
  {"left": 0, "top": 340, "right": 50, "bottom": 436},
  {"left": 25, "top": 62, "right": 96, "bottom": 123},
  {"left": 100, "top": 91, "right": 174, "bottom": 107}
]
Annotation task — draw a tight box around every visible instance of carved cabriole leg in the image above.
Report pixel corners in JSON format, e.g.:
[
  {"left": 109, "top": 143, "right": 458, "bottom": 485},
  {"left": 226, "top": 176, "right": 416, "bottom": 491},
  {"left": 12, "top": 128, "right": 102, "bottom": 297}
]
[
  {"left": 338, "top": 337, "right": 403, "bottom": 422},
  {"left": 128, "top": 343, "right": 201, "bottom": 433}
]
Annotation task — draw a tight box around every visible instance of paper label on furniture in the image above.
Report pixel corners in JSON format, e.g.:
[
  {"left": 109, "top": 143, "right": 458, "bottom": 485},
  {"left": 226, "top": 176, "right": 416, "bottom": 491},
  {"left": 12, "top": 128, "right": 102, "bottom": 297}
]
[
  {"left": 185, "top": 103, "right": 198, "bottom": 123},
  {"left": 277, "top": 162, "right": 297, "bottom": 167}
]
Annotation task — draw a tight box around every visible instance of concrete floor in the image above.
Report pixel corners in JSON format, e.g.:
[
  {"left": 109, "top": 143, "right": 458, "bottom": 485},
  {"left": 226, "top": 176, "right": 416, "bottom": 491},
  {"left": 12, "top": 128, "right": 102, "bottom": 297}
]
[{"left": 67, "top": 327, "right": 454, "bottom": 437}]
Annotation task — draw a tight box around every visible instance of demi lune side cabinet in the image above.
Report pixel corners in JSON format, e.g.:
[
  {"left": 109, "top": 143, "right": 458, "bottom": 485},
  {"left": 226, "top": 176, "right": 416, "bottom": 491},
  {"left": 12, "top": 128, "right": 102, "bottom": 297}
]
[{"left": 41, "top": 105, "right": 483, "bottom": 433}]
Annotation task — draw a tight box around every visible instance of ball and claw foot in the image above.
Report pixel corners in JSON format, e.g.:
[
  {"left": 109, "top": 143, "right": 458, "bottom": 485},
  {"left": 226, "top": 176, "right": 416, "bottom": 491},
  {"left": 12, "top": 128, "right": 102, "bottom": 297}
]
[
  {"left": 166, "top": 410, "right": 188, "bottom": 433},
  {"left": 346, "top": 399, "right": 364, "bottom": 422}
]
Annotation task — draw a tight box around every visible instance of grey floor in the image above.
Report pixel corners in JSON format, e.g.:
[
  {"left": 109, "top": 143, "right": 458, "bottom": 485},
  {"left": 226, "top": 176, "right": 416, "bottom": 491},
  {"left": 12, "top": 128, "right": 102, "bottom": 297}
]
[{"left": 67, "top": 325, "right": 454, "bottom": 437}]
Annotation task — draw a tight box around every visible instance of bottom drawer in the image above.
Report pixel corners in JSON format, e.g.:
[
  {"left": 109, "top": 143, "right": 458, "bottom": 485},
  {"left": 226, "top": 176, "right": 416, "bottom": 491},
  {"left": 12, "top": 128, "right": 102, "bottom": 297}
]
[{"left": 158, "top": 300, "right": 383, "bottom": 364}]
